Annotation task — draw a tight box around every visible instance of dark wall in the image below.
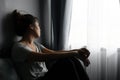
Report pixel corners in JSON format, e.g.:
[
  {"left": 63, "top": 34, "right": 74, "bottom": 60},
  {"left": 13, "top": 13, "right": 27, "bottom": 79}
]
[{"left": 0, "top": 0, "right": 41, "bottom": 57}]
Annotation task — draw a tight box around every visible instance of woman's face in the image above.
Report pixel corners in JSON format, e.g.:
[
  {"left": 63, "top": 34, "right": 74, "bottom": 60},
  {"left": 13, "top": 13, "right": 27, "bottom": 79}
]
[{"left": 31, "top": 21, "right": 41, "bottom": 38}]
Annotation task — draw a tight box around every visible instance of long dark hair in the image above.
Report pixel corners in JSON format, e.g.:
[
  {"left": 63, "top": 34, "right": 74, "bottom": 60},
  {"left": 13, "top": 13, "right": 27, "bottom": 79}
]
[{"left": 12, "top": 9, "right": 38, "bottom": 36}]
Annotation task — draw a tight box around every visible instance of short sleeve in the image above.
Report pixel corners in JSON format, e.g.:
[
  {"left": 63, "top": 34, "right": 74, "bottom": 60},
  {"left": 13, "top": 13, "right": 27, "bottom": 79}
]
[
  {"left": 40, "top": 44, "right": 46, "bottom": 50},
  {"left": 34, "top": 41, "right": 46, "bottom": 52},
  {"left": 11, "top": 43, "right": 31, "bottom": 62}
]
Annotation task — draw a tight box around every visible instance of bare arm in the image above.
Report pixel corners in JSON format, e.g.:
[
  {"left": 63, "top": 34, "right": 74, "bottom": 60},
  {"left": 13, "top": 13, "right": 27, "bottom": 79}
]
[
  {"left": 42, "top": 47, "right": 90, "bottom": 59},
  {"left": 27, "top": 50, "right": 78, "bottom": 62},
  {"left": 41, "top": 47, "right": 79, "bottom": 54}
]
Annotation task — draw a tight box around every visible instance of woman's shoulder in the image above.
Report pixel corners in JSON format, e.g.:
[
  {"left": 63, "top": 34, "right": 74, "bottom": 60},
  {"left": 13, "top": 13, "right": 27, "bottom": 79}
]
[
  {"left": 12, "top": 42, "right": 21, "bottom": 48},
  {"left": 11, "top": 42, "right": 32, "bottom": 62},
  {"left": 12, "top": 42, "right": 31, "bottom": 52},
  {"left": 12, "top": 42, "right": 25, "bottom": 48}
]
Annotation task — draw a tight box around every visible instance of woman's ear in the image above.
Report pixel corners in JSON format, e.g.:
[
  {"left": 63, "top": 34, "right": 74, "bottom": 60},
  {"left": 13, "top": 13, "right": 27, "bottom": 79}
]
[{"left": 29, "top": 24, "right": 34, "bottom": 30}]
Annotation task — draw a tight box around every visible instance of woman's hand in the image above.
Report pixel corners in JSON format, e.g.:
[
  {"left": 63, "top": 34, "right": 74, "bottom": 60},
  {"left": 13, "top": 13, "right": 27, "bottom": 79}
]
[
  {"left": 77, "top": 48, "right": 90, "bottom": 67},
  {"left": 78, "top": 48, "right": 90, "bottom": 58},
  {"left": 83, "top": 58, "right": 90, "bottom": 67}
]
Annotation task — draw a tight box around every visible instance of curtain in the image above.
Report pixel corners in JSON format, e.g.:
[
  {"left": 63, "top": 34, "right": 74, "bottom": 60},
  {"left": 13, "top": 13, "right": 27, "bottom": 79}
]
[
  {"left": 68, "top": 0, "right": 120, "bottom": 80},
  {"left": 39, "top": 0, "right": 73, "bottom": 68},
  {"left": 39, "top": 0, "right": 72, "bottom": 50}
]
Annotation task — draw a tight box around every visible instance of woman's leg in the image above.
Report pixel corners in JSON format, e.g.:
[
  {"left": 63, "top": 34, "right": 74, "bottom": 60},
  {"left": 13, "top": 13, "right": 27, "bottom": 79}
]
[
  {"left": 37, "top": 57, "right": 89, "bottom": 80},
  {"left": 70, "top": 57, "right": 89, "bottom": 80}
]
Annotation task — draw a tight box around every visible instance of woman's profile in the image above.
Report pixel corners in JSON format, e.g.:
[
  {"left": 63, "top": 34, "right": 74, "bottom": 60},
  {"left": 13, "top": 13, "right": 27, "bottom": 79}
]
[{"left": 11, "top": 9, "right": 90, "bottom": 80}]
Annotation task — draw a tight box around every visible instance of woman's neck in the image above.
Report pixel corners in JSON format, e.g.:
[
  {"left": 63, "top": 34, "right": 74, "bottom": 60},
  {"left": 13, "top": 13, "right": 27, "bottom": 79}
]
[
  {"left": 20, "top": 36, "right": 37, "bottom": 52},
  {"left": 20, "top": 34, "right": 35, "bottom": 45}
]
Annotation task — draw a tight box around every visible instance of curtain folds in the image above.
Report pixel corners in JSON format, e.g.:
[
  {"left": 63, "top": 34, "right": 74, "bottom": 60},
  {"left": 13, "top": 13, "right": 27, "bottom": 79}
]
[
  {"left": 68, "top": 0, "right": 120, "bottom": 80},
  {"left": 39, "top": 0, "right": 72, "bottom": 50}
]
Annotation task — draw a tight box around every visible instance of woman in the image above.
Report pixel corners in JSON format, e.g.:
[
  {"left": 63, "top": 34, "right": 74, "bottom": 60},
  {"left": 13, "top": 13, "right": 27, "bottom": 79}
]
[{"left": 11, "top": 10, "right": 90, "bottom": 80}]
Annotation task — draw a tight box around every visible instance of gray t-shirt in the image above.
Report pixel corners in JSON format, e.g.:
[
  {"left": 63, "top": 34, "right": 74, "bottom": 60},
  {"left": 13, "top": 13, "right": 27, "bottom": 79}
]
[{"left": 11, "top": 41, "right": 48, "bottom": 80}]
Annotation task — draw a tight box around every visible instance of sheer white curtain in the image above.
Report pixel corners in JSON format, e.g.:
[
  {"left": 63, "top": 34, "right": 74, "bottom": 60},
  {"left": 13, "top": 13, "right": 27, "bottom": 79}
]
[{"left": 68, "top": 0, "right": 120, "bottom": 80}]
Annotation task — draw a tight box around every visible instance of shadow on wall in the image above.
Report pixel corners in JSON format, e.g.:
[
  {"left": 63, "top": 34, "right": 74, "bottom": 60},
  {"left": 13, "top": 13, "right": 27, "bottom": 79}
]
[
  {"left": 0, "top": 11, "right": 20, "bottom": 80},
  {"left": 0, "top": 12, "right": 17, "bottom": 58}
]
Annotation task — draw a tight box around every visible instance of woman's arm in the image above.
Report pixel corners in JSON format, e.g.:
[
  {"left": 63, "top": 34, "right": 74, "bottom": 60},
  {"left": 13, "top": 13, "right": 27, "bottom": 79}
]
[
  {"left": 42, "top": 47, "right": 90, "bottom": 59},
  {"left": 27, "top": 50, "right": 79, "bottom": 62}
]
